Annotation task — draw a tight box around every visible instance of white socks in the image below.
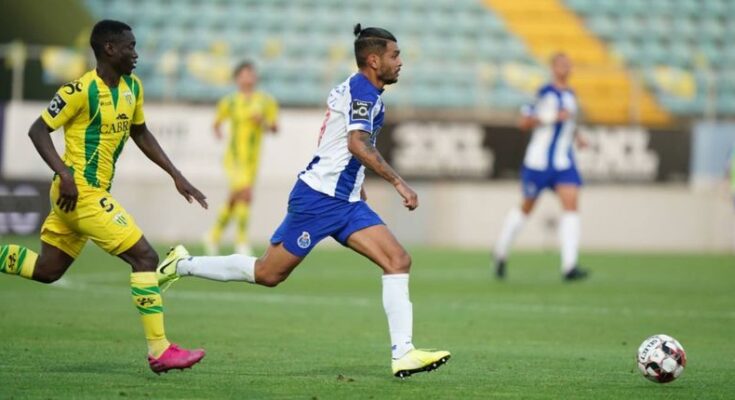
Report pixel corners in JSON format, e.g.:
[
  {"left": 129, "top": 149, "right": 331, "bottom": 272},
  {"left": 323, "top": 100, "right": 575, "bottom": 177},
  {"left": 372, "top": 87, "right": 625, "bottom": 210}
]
[
  {"left": 177, "top": 254, "right": 256, "bottom": 283},
  {"left": 382, "top": 273, "right": 415, "bottom": 359},
  {"left": 495, "top": 207, "right": 527, "bottom": 261},
  {"left": 559, "top": 212, "right": 580, "bottom": 273}
]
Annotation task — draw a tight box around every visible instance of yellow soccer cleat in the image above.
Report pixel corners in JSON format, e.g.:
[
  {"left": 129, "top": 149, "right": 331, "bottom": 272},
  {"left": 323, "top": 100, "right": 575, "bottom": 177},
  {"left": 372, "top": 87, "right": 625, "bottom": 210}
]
[
  {"left": 391, "top": 349, "right": 451, "bottom": 378},
  {"left": 156, "top": 245, "right": 189, "bottom": 292}
]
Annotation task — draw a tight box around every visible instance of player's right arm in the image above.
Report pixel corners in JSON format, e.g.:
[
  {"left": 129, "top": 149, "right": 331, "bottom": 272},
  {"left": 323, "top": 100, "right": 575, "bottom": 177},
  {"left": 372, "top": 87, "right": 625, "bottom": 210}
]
[
  {"left": 29, "top": 82, "right": 84, "bottom": 212},
  {"left": 347, "top": 130, "right": 417, "bottom": 210},
  {"left": 213, "top": 96, "right": 230, "bottom": 140},
  {"left": 28, "top": 118, "right": 77, "bottom": 212}
]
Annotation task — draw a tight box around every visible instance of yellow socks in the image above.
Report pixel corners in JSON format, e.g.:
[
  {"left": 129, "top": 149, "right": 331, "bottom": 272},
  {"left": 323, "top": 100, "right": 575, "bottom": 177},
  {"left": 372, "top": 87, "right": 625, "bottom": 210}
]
[
  {"left": 233, "top": 202, "right": 250, "bottom": 245},
  {"left": 209, "top": 204, "right": 233, "bottom": 243},
  {"left": 0, "top": 244, "right": 38, "bottom": 279},
  {"left": 131, "top": 272, "right": 170, "bottom": 358}
]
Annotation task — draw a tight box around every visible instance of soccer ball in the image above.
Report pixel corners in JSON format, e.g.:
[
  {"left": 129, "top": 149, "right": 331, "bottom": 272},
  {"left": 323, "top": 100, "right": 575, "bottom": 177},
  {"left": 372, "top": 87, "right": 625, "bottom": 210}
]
[{"left": 637, "top": 334, "right": 687, "bottom": 383}]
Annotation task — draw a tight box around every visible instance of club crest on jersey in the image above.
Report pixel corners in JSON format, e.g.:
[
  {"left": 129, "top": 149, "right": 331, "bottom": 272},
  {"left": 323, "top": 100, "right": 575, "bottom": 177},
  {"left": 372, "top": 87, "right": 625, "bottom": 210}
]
[
  {"left": 297, "top": 231, "right": 311, "bottom": 249},
  {"left": 123, "top": 91, "right": 134, "bottom": 105},
  {"left": 113, "top": 212, "right": 128, "bottom": 226},
  {"left": 351, "top": 100, "right": 372, "bottom": 122},
  {"left": 47, "top": 94, "right": 67, "bottom": 117},
  {"left": 524, "top": 182, "right": 538, "bottom": 197}
]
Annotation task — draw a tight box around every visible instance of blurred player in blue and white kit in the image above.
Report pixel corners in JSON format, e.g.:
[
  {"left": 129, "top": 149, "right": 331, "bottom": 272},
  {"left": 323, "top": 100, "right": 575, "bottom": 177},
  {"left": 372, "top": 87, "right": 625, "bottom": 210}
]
[
  {"left": 493, "top": 53, "right": 589, "bottom": 281},
  {"left": 155, "top": 24, "right": 450, "bottom": 378}
]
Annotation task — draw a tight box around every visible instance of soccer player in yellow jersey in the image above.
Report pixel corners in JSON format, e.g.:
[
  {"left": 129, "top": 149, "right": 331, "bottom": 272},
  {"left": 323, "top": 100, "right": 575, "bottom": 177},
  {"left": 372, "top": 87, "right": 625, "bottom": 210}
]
[
  {"left": 205, "top": 61, "right": 278, "bottom": 256},
  {"left": 0, "top": 20, "right": 208, "bottom": 374}
]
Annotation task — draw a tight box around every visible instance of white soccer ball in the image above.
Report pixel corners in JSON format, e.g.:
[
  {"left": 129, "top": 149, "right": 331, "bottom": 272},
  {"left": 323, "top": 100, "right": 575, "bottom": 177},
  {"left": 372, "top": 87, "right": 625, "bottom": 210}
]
[{"left": 637, "top": 334, "right": 687, "bottom": 383}]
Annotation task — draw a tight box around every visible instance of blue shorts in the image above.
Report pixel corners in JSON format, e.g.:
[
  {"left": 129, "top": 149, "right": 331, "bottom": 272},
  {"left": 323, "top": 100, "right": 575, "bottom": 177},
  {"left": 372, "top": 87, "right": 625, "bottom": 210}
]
[
  {"left": 270, "top": 179, "right": 384, "bottom": 257},
  {"left": 521, "top": 165, "right": 583, "bottom": 199}
]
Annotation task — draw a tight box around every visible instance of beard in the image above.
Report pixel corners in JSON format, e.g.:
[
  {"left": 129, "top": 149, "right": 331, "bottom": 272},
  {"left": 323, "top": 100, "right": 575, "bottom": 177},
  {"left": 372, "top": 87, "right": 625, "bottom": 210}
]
[{"left": 379, "top": 69, "right": 399, "bottom": 85}]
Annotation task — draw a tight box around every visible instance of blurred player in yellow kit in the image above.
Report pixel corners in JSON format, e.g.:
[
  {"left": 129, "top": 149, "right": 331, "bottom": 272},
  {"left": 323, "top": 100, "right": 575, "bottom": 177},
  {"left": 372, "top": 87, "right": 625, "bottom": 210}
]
[
  {"left": 0, "top": 20, "right": 207, "bottom": 373},
  {"left": 204, "top": 61, "right": 278, "bottom": 256}
]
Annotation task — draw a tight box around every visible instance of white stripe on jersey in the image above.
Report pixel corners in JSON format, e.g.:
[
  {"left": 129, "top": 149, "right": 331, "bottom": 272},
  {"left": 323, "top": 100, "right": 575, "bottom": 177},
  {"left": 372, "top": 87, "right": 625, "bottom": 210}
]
[
  {"left": 523, "top": 84, "right": 578, "bottom": 171},
  {"left": 299, "top": 73, "right": 385, "bottom": 202}
]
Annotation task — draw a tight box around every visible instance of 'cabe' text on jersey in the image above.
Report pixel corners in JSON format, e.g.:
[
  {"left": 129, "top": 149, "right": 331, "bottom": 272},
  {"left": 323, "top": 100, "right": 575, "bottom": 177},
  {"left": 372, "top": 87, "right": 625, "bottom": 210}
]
[{"left": 41, "top": 69, "right": 145, "bottom": 191}]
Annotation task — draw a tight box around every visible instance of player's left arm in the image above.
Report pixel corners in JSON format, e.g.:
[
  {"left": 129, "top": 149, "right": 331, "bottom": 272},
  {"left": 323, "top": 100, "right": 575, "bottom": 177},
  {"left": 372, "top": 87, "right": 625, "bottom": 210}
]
[
  {"left": 347, "top": 130, "right": 417, "bottom": 210},
  {"left": 129, "top": 123, "right": 208, "bottom": 209},
  {"left": 264, "top": 95, "right": 279, "bottom": 134}
]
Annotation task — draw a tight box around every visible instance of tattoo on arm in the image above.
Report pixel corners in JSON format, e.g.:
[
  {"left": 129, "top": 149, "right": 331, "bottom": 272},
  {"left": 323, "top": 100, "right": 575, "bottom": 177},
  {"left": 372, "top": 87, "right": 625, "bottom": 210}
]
[{"left": 349, "top": 130, "right": 402, "bottom": 186}]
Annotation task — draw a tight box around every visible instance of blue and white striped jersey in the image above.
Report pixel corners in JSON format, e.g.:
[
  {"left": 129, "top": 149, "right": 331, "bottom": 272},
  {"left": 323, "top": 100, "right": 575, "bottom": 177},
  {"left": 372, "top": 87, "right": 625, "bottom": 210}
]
[
  {"left": 299, "top": 72, "right": 385, "bottom": 202},
  {"left": 523, "top": 84, "right": 578, "bottom": 171}
]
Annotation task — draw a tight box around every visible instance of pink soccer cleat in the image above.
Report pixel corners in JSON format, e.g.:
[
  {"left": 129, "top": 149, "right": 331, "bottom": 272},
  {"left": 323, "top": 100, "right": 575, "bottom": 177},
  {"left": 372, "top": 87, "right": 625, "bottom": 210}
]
[{"left": 148, "top": 344, "right": 206, "bottom": 374}]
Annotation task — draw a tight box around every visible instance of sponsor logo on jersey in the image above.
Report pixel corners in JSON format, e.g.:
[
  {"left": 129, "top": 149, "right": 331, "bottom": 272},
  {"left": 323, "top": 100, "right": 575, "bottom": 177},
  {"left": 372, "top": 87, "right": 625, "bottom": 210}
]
[
  {"left": 297, "top": 231, "right": 311, "bottom": 249},
  {"left": 351, "top": 100, "right": 372, "bottom": 122},
  {"left": 116, "top": 113, "right": 129, "bottom": 120},
  {"left": 101, "top": 120, "right": 130, "bottom": 134},
  {"left": 47, "top": 94, "right": 67, "bottom": 117}
]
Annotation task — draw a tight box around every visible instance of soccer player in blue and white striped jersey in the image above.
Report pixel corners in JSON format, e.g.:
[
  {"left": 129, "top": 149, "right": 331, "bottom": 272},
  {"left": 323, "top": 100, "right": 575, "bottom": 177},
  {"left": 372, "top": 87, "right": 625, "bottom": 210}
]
[
  {"left": 156, "top": 24, "right": 450, "bottom": 378},
  {"left": 494, "top": 53, "right": 589, "bottom": 281}
]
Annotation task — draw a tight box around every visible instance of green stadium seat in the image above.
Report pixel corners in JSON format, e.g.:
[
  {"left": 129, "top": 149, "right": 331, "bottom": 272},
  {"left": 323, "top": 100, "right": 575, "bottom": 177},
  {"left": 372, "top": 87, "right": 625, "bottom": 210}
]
[
  {"left": 610, "top": 40, "right": 638, "bottom": 63},
  {"left": 81, "top": 0, "right": 735, "bottom": 116},
  {"left": 586, "top": 15, "right": 617, "bottom": 39},
  {"left": 667, "top": 42, "right": 693, "bottom": 68},
  {"left": 618, "top": 16, "right": 645, "bottom": 38},
  {"left": 670, "top": 17, "right": 697, "bottom": 41},
  {"left": 716, "top": 93, "right": 735, "bottom": 115},
  {"left": 617, "top": 0, "right": 648, "bottom": 16},
  {"left": 701, "top": 0, "right": 728, "bottom": 17},
  {"left": 669, "top": 0, "right": 699, "bottom": 16},
  {"left": 564, "top": 0, "right": 594, "bottom": 14}
]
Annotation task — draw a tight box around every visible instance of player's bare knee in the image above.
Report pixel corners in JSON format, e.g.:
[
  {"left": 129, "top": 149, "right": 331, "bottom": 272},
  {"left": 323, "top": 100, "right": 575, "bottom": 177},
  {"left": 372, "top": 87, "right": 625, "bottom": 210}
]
[
  {"left": 387, "top": 250, "right": 411, "bottom": 274},
  {"left": 257, "top": 273, "right": 285, "bottom": 288},
  {"left": 32, "top": 265, "right": 63, "bottom": 284},
  {"left": 132, "top": 246, "right": 159, "bottom": 272}
]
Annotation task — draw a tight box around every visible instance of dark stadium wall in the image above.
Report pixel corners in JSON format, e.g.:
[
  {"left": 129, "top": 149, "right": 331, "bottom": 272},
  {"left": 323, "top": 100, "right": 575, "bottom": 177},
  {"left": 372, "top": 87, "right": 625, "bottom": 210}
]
[
  {"left": 374, "top": 122, "right": 691, "bottom": 183},
  {"left": 0, "top": 0, "right": 93, "bottom": 101},
  {"left": 0, "top": 0, "right": 92, "bottom": 44},
  {"left": 0, "top": 179, "right": 51, "bottom": 236}
]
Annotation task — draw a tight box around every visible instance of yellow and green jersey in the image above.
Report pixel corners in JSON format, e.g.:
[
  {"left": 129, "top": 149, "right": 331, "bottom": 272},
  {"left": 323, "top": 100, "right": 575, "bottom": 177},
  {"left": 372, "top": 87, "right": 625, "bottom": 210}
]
[
  {"left": 215, "top": 91, "right": 278, "bottom": 166},
  {"left": 41, "top": 69, "right": 145, "bottom": 191}
]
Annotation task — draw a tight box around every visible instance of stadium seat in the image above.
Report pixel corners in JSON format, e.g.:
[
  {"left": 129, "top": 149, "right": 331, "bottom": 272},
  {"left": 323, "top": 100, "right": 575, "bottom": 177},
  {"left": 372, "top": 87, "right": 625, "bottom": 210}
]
[{"left": 80, "top": 0, "right": 733, "bottom": 117}]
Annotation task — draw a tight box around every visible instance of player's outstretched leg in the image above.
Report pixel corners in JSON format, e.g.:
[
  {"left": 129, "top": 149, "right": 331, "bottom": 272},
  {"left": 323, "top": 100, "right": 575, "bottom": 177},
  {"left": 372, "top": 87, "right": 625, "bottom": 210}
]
[
  {"left": 120, "top": 237, "right": 205, "bottom": 374},
  {"left": 346, "top": 225, "right": 451, "bottom": 378},
  {"left": 0, "top": 244, "right": 39, "bottom": 279},
  {"left": 157, "top": 243, "right": 302, "bottom": 289},
  {"left": 0, "top": 242, "right": 74, "bottom": 283}
]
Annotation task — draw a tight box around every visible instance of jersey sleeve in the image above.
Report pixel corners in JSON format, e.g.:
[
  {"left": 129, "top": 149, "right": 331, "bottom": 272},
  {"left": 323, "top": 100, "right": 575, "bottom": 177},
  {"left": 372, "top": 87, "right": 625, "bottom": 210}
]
[
  {"left": 534, "top": 91, "right": 560, "bottom": 125},
  {"left": 215, "top": 96, "right": 231, "bottom": 123},
  {"left": 346, "top": 85, "right": 378, "bottom": 133},
  {"left": 131, "top": 75, "right": 145, "bottom": 125},
  {"left": 263, "top": 95, "right": 279, "bottom": 127},
  {"left": 40, "top": 81, "right": 84, "bottom": 130}
]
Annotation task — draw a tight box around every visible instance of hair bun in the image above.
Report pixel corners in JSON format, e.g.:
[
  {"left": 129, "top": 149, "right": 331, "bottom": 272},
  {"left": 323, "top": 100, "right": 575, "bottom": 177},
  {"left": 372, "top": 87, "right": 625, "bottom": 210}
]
[{"left": 353, "top": 23, "right": 362, "bottom": 37}]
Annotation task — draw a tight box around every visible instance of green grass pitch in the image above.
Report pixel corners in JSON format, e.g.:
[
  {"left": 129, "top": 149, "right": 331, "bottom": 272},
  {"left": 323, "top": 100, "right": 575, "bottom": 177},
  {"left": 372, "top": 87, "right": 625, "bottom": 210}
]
[{"left": 0, "top": 236, "right": 733, "bottom": 399}]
